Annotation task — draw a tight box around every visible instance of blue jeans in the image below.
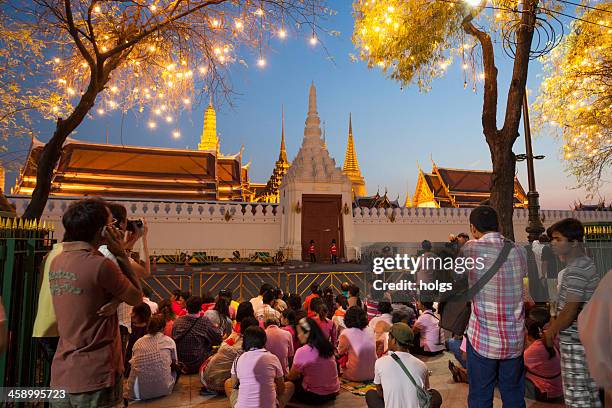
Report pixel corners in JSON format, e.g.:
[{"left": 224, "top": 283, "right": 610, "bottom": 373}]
[
  {"left": 467, "top": 340, "right": 525, "bottom": 408},
  {"left": 447, "top": 337, "right": 467, "bottom": 368}
]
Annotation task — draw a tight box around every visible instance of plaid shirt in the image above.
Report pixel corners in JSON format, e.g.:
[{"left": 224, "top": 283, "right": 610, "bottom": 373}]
[
  {"left": 172, "top": 314, "right": 222, "bottom": 374},
  {"left": 461, "top": 232, "right": 527, "bottom": 359}
]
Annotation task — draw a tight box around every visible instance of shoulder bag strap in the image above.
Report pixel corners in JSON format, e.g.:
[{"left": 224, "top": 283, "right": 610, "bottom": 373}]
[
  {"left": 174, "top": 316, "right": 201, "bottom": 344},
  {"left": 390, "top": 352, "right": 420, "bottom": 388},
  {"left": 464, "top": 239, "right": 514, "bottom": 301}
]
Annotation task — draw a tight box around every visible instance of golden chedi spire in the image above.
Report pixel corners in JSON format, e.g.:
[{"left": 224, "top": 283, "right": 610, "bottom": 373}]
[
  {"left": 279, "top": 105, "right": 288, "bottom": 163},
  {"left": 198, "top": 95, "right": 219, "bottom": 154},
  {"left": 256, "top": 106, "right": 291, "bottom": 203},
  {"left": 342, "top": 113, "right": 366, "bottom": 197}
]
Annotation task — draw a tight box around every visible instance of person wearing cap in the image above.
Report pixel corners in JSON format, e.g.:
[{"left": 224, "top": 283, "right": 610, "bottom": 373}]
[{"left": 365, "top": 323, "right": 442, "bottom": 408}]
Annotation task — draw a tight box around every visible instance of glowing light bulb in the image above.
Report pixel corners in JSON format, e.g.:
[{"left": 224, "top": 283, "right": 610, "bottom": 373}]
[
  {"left": 255, "top": 8, "right": 264, "bottom": 16},
  {"left": 110, "top": 86, "right": 118, "bottom": 93},
  {"left": 257, "top": 58, "right": 266, "bottom": 67},
  {"left": 278, "top": 29, "right": 287, "bottom": 38},
  {"left": 93, "top": 5, "right": 101, "bottom": 12},
  {"left": 150, "top": 5, "right": 157, "bottom": 12},
  {"left": 462, "top": 63, "right": 468, "bottom": 69},
  {"left": 148, "top": 121, "right": 157, "bottom": 129},
  {"left": 183, "top": 98, "right": 191, "bottom": 105},
  {"left": 172, "top": 131, "right": 181, "bottom": 138},
  {"left": 212, "top": 19, "right": 220, "bottom": 28},
  {"left": 154, "top": 108, "right": 162, "bottom": 115},
  {"left": 109, "top": 100, "right": 117, "bottom": 109},
  {"left": 199, "top": 66, "right": 208, "bottom": 74},
  {"left": 53, "top": 57, "right": 60, "bottom": 63},
  {"left": 165, "top": 115, "right": 173, "bottom": 123},
  {"left": 235, "top": 20, "right": 243, "bottom": 30},
  {"left": 97, "top": 108, "right": 105, "bottom": 115},
  {"left": 218, "top": 55, "right": 226, "bottom": 63},
  {"left": 464, "top": 0, "right": 482, "bottom": 7},
  {"left": 67, "top": 87, "right": 75, "bottom": 95},
  {"left": 309, "top": 35, "right": 318, "bottom": 45},
  {"left": 479, "top": 72, "right": 485, "bottom": 80},
  {"left": 52, "top": 106, "right": 59, "bottom": 112},
  {"left": 148, "top": 45, "right": 156, "bottom": 52}
]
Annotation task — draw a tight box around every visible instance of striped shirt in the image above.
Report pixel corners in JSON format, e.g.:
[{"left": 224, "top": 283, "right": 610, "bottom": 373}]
[
  {"left": 462, "top": 232, "right": 527, "bottom": 359},
  {"left": 557, "top": 256, "right": 600, "bottom": 344}
]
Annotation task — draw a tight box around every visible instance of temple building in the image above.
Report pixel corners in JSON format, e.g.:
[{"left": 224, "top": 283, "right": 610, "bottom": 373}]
[
  {"left": 12, "top": 101, "right": 250, "bottom": 201},
  {"left": 342, "top": 113, "right": 366, "bottom": 199},
  {"left": 353, "top": 189, "right": 401, "bottom": 209},
  {"left": 254, "top": 109, "right": 291, "bottom": 203},
  {"left": 412, "top": 162, "right": 528, "bottom": 208}
]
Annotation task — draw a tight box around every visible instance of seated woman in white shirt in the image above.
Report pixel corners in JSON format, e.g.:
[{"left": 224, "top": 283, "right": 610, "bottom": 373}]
[
  {"left": 125, "top": 315, "right": 179, "bottom": 401},
  {"left": 410, "top": 302, "right": 445, "bottom": 356}
]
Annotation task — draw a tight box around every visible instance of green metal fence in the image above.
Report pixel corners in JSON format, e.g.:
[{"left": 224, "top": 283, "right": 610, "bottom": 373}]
[{"left": 0, "top": 218, "right": 55, "bottom": 390}]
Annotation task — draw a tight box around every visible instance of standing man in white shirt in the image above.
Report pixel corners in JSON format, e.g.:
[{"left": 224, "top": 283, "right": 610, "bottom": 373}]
[{"left": 365, "top": 323, "right": 442, "bottom": 408}]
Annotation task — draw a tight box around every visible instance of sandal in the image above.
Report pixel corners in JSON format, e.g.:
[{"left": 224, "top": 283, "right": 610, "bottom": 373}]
[{"left": 448, "top": 360, "right": 459, "bottom": 383}]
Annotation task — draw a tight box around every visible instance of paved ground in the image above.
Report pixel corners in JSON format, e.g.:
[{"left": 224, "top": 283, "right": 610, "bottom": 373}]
[{"left": 129, "top": 352, "right": 565, "bottom": 407}]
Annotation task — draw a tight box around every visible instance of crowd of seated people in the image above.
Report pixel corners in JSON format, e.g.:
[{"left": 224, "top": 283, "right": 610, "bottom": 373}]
[{"left": 125, "top": 280, "right": 580, "bottom": 407}]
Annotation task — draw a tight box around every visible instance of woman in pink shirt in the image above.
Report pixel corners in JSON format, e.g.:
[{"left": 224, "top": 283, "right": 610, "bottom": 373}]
[
  {"left": 337, "top": 306, "right": 377, "bottom": 382},
  {"left": 281, "top": 309, "right": 300, "bottom": 354},
  {"left": 286, "top": 317, "right": 340, "bottom": 404},
  {"left": 524, "top": 315, "right": 563, "bottom": 402},
  {"left": 313, "top": 304, "right": 337, "bottom": 347}
]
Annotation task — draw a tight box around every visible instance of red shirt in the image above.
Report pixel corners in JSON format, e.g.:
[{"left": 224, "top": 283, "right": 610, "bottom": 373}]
[
  {"left": 172, "top": 300, "right": 186, "bottom": 317},
  {"left": 308, "top": 244, "right": 315, "bottom": 254},
  {"left": 303, "top": 293, "right": 320, "bottom": 316},
  {"left": 330, "top": 244, "right": 337, "bottom": 255}
]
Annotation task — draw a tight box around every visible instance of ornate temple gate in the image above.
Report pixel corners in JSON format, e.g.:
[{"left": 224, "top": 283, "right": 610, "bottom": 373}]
[{"left": 300, "top": 194, "right": 344, "bottom": 262}]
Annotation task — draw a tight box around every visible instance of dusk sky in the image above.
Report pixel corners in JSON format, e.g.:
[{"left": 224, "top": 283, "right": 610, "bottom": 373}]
[{"left": 5, "top": 1, "right": 610, "bottom": 209}]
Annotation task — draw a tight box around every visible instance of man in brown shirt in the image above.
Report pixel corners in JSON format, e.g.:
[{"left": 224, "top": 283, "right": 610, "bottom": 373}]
[{"left": 50, "top": 199, "right": 142, "bottom": 407}]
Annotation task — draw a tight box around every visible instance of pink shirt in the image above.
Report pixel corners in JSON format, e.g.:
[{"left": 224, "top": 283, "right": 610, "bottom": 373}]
[
  {"left": 265, "top": 325, "right": 294, "bottom": 375},
  {"left": 524, "top": 340, "right": 563, "bottom": 398},
  {"left": 232, "top": 348, "right": 283, "bottom": 408},
  {"left": 337, "top": 328, "right": 377, "bottom": 381},
  {"left": 314, "top": 317, "right": 337, "bottom": 346},
  {"left": 413, "top": 312, "right": 445, "bottom": 352},
  {"left": 281, "top": 325, "right": 300, "bottom": 353},
  {"left": 292, "top": 345, "right": 340, "bottom": 395}
]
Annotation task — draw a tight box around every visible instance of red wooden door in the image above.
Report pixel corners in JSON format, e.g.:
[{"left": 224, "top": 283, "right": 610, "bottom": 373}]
[{"left": 301, "top": 194, "right": 343, "bottom": 262}]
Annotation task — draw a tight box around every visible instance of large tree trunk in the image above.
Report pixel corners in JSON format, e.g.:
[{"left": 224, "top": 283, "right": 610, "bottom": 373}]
[
  {"left": 488, "top": 137, "right": 517, "bottom": 240},
  {"left": 464, "top": 0, "right": 538, "bottom": 240},
  {"left": 22, "top": 82, "right": 101, "bottom": 220}
]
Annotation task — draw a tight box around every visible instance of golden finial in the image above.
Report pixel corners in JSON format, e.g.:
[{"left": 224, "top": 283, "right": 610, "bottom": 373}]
[
  {"left": 18, "top": 218, "right": 23, "bottom": 229},
  {"left": 33, "top": 218, "right": 38, "bottom": 230},
  {"left": 11, "top": 218, "right": 17, "bottom": 229},
  {"left": 42, "top": 220, "right": 47, "bottom": 230}
]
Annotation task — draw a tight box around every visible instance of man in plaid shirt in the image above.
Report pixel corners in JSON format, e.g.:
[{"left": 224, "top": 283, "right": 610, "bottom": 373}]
[{"left": 460, "top": 206, "right": 527, "bottom": 407}]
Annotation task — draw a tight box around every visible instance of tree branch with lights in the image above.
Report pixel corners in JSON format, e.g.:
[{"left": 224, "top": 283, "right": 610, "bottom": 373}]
[
  {"left": 353, "top": 0, "right": 550, "bottom": 239},
  {"left": 534, "top": 3, "right": 611, "bottom": 195},
  {"left": 1, "top": 0, "right": 327, "bottom": 219}
]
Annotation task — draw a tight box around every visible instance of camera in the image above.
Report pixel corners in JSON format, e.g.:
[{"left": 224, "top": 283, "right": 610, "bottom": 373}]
[{"left": 126, "top": 219, "right": 143, "bottom": 232}]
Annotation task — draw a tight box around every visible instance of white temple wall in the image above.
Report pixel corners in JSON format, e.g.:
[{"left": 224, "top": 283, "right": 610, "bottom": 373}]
[
  {"left": 7, "top": 196, "right": 612, "bottom": 258},
  {"left": 352, "top": 207, "right": 612, "bottom": 246},
  {"left": 7, "top": 196, "right": 282, "bottom": 257}
]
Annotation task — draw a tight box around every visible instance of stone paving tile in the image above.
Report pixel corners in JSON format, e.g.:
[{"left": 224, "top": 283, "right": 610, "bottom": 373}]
[{"left": 129, "top": 351, "right": 566, "bottom": 407}]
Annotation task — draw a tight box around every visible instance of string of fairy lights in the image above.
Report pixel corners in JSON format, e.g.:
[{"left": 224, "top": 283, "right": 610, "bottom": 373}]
[
  {"left": 353, "top": 0, "right": 611, "bottom": 162},
  {"left": 48, "top": 1, "right": 323, "bottom": 140}
]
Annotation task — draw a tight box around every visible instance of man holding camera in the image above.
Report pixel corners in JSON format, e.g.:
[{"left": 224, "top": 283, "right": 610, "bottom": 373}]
[
  {"left": 98, "top": 203, "right": 151, "bottom": 353},
  {"left": 49, "top": 199, "right": 143, "bottom": 407}
]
